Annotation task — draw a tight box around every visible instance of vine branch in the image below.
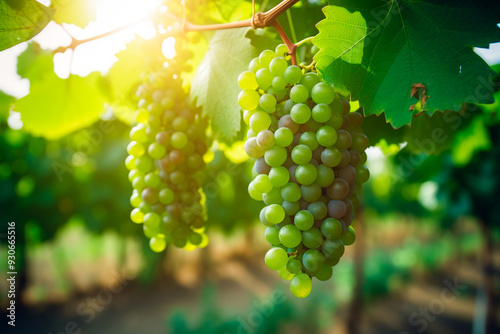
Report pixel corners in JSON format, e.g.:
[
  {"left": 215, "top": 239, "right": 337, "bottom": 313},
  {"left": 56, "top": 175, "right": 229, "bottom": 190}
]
[
  {"left": 54, "top": 17, "right": 150, "bottom": 54},
  {"left": 55, "top": 0, "right": 301, "bottom": 61}
]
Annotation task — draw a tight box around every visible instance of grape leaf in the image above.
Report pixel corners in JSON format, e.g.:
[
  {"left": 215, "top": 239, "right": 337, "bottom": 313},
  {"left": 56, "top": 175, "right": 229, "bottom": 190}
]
[
  {"left": 107, "top": 36, "right": 163, "bottom": 125},
  {"left": 0, "top": 0, "right": 55, "bottom": 51},
  {"left": 14, "top": 72, "right": 106, "bottom": 139},
  {"left": 314, "top": 0, "right": 500, "bottom": 128},
  {"left": 17, "top": 42, "right": 54, "bottom": 82},
  {"left": 51, "top": 0, "right": 97, "bottom": 28},
  {"left": 190, "top": 28, "right": 279, "bottom": 142},
  {"left": 0, "top": 91, "right": 15, "bottom": 121}
]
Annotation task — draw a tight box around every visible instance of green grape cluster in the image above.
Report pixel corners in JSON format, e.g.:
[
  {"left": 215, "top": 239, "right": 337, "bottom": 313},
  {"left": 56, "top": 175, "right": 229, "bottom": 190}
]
[
  {"left": 125, "top": 49, "right": 210, "bottom": 253},
  {"left": 238, "top": 45, "right": 370, "bottom": 298}
]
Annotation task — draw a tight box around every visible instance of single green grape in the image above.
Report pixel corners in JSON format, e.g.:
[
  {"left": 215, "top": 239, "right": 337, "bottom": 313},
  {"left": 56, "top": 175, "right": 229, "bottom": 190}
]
[
  {"left": 238, "top": 71, "right": 259, "bottom": 90},
  {"left": 294, "top": 210, "right": 314, "bottom": 230},
  {"left": 265, "top": 247, "right": 288, "bottom": 270},
  {"left": 290, "top": 273, "right": 312, "bottom": 298}
]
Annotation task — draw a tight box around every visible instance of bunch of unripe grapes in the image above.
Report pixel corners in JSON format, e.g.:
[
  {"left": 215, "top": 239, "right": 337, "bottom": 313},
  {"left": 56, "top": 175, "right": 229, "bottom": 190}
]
[
  {"left": 238, "top": 45, "right": 370, "bottom": 298},
  {"left": 125, "top": 53, "right": 210, "bottom": 252}
]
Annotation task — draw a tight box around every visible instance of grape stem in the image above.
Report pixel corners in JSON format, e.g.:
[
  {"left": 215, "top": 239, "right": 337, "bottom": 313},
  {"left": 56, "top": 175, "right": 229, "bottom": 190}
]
[
  {"left": 295, "top": 36, "right": 314, "bottom": 48},
  {"left": 272, "top": 20, "right": 297, "bottom": 65},
  {"left": 55, "top": 0, "right": 301, "bottom": 63}
]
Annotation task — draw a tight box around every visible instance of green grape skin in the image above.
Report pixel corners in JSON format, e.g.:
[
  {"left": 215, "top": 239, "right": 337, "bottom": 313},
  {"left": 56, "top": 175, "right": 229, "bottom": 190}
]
[
  {"left": 260, "top": 94, "right": 277, "bottom": 113},
  {"left": 238, "top": 71, "right": 258, "bottom": 90},
  {"left": 281, "top": 182, "right": 301, "bottom": 202},
  {"left": 254, "top": 174, "right": 273, "bottom": 193},
  {"left": 316, "top": 265, "right": 333, "bottom": 281},
  {"left": 143, "top": 224, "right": 159, "bottom": 239},
  {"left": 159, "top": 188, "right": 175, "bottom": 205},
  {"left": 128, "top": 169, "right": 143, "bottom": 182},
  {"left": 290, "top": 273, "right": 312, "bottom": 298},
  {"left": 260, "top": 206, "right": 274, "bottom": 226},
  {"left": 249, "top": 111, "right": 272, "bottom": 133},
  {"left": 275, "top": 43, "right": 289, "bottom": 57},
  {"left": 259, "top": 50, "right": 277, "bottom": 67},
  {"left": 265, "top": 226, "right": 281, "bottom": 245},
  {"left": 311, "top": 82, "right": 335, "bottom": 104},
  {"left": 322, "top": 239, "right": 345, "bottom": 260},
  {"left": 132, "top": 176, "right": 146, "bottom": 192},
  {"left": 284, "top": 65, "right": 303, "bottom": 84},
  {"left": 269, "top": 57, "right": 288, "bottom": 76},
  {"left": 265, "top": 247, "right": 288, "bottom": 270},
  {"left": 290, "top": 85, "right": 309, "bottom": 103},
  {"left": 130, "top": 208, "right": 144, "bottom": 224},
  {"left": 302, "top": 227, "right": 323, "bottom": 249},
  {"left": 130, "top": 192, "right": 142, "bottom": 208},
  {"left": 316, "top": 164, "right": 335, "bottom": 188},
  {"left": 308, "top": 201, "right": 327, "bottom": 220},
  {"left": 278, "top": 266, "right": 295, "bottom": 280},
  {"left": 321, "top": 147, "right": 341, "bottom": 167},
  {"left": 265, "top": 204, "right": 286, "bottom": 224},
  {"left": 238, "top": 89, "right": 260, "bottom": 110},
  {"left": 302, "top": 249, "right": 325, "bottom": 273},
  {"left": 248, "top": 181, "right": 263, "bottom": 201},
  {"left": 135, "top": 156, "right": 154, "bottom": 173},
  {"left": 299, "top": 132, "right": 319, "bottom": 151},
  {"left": 264, "top": 146, "right": 287, "bottom": 167},
  {"left": 282, "top": 200, "right": 300, "bottom": 216},
  {"left": 279, "top": 224, "right": 302, "bottom": 248},
  {"left": 287, "top": 258, "right": 302, "bottom": 274},
  {"left": 290, "top": 103, "right": 311, "bottom": 124},
  {"left": 311, "top": 104, "right": 332, "bottom": 123},
  {"left": 274, "top": 127, "right": 294, "bottom": 147},
  {"left": 300, "top": 183, "right": 322, "bottom": 202},
  {"left": 256, "top": 68, "right": 274, "bottom": 90},
  {"left": 272, "top": 76, "right": 287, "bottom": 90},
  {"left": 295, "top": 163, "right": 317, "bottom": 185},
  {"left": 269, "top": 166, "right": 290, "bottom": 188},
  {"left": 294, "top": 210, "right": 314, "bottom": 230},
  {"left": 291, "top": 144, "right": 312, "bottom": 165},
  {"left": 263, "top": 188, "right": 283, "bottom": 206},
  {"left": 321, "top": 218, "right": 343, "bottom": 240},
  {"left": 316, "top": 126, "right": 337, "bottom": 147},
  {"left": 249, "top": 57, "right": 264, "bottom": 73},
  {"left": 145, "top": 173, "right": 161, "bottom": 188},
  {"left": 299, "top": 72, "right": 320, "bottom": 92},
  {"left": 355, "top": 165, "right": 370, "bottom": 183},
  {"left": 127, "top": 141, "right": 145, "bottom": 157},
  {"left": 340, "top": 226, "right": 356, "bottom": 245},
  {"left": 143, "top": 212, "right": 161, "bottom": 228},
  {"left": 149, "top": 236, "right": 167, "bottom": 253}
]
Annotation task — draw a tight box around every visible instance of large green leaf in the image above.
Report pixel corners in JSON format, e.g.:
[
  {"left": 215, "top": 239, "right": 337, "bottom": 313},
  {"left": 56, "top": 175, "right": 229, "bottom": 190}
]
[
  {"left": 190, "top": 28, "right": 278, "bottom": 142},
  {"left": 51, "top": 0, "right": 97, "bottom": 28},
  {"left": 14, "top": 72, "right": 106, "bottom": 139},
  {"left": 314, "top": 0, "right": 500, "bottom": 128},
  {"left": 0, "top": 91, "right": 15, "bottom": 121},
  {"left": 0, "top": 0, "right": 55, "bottom": 51},
  {"left": 17, "top": 42, "right": 54, "bottom": 82},
  {"left": 106, "top": 36, "right": 164, "bottom": 125}
]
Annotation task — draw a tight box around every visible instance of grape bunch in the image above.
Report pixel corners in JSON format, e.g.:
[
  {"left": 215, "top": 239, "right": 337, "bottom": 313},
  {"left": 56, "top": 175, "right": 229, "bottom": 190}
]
[
  {"left": 238, "top": 45, "right": 370, "bottom": 298},
  {"left": 125, "top": 49, "right": 210, "bottom": 253}
]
